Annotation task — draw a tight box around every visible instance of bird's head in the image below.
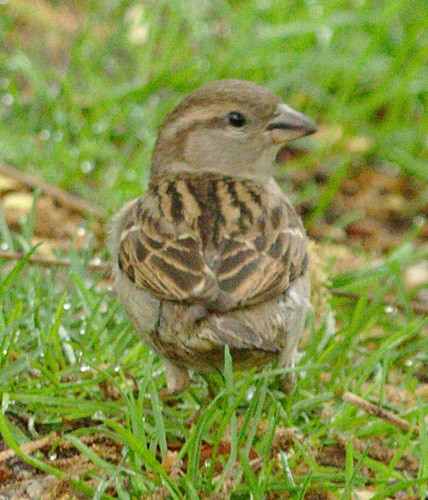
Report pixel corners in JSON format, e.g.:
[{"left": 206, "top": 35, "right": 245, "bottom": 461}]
[{"left": 152, "top": 79, "right": 316, "bottom": 179}]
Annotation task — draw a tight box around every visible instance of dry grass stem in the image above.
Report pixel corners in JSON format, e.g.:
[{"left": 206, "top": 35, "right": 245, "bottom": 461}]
[
  {"left": 0, "top": 164, "right": 106, "bottom": 219},
  {"left": 0, "top": 433, "right": 57, "bottom": 463},
  {"left": 342, "top": 391, "right": 419, "bottom": 436}
]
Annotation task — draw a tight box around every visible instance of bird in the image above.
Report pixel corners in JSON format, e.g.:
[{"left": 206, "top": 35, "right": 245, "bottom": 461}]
[{"left": 109, "top": 79, "right": 316, "bottom": 394}]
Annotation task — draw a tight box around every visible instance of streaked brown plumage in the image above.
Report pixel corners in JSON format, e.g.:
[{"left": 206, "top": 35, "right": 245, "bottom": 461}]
[{"left": 110, "top": 79, "right": 315, "bottom": 393}]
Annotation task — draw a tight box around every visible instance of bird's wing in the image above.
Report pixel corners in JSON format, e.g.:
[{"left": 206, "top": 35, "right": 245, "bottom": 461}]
[
  {"left": 117, "top": 193, "right": 218, "bottom": 304},
  {"left": 210, "top": 191, "right": 308, "bottom": 311},
  {"left": 117, "top": 174, "right": 308, "bottom": 310}
]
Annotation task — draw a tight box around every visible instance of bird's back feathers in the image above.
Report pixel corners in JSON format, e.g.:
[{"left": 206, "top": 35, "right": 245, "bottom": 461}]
[{"left": 118, "top": 172, "right": 308, "bottom": 313}]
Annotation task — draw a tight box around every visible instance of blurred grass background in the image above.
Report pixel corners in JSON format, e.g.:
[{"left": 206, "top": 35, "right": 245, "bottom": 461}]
[
  {"left": 1, "top": 0, "right": 426, "bottom": 213},
  {"left": 0, "top": 0, "right": 427, "bottom": 497}
]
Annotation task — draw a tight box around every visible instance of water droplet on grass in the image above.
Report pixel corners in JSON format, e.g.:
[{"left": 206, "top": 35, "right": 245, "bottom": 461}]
[
  {"left": 93, "top": 120, "right": 108, "bottom": 134},
  {"left": 2, "top": 93, "right": 14, "bottom": 106},
  {"left": 246, "top": 386, "right": 256, "bottom": 401},
  {"left": 53, "top": 130, "right": 63, "bottom": 142},
  {"left": 80, "top": 161, "right": 94, "bottom": 173},
  {"left": 99, "top": 301, "right": 108, "bottom": 313},
  {"left": 385, "top": 305, "right": 398, "bottom": 316},
  {"left": 70, "top": 147, "right": 80, "bottom": 158},
  {"left": 0, "top": 78, "right": 9, "bottom": 89},
  {"left": 413, "top": 215, "right": 425, "bottom": 227},
  {"left": 39, "top": 129, "right": 51, "bottom": 141}
]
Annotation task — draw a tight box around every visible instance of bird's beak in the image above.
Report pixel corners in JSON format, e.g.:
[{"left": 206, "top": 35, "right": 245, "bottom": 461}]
[{"left": 266, "top": 104, "right": 316, "bottom": 143}]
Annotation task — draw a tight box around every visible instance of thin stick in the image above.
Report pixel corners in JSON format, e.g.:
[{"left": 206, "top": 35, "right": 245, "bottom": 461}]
[
  {"left": 0, "top": 163, "right": 106, "bottom": 219},
  {"left": 6, "top": 0, "right": 79, "bottom": 34},
  {"left": 342, "top": 391, "right": 419, "bottom": 436},
  {"left": 0, "top": 251, "right": 426, "bottom": 317},
  {"left": 0, "top": 250, "right": 109, "bottom": 271},
  {"left": 331, "top": 289, "right": 428, "bottom": 316},
  {"left": 0, "top": 433, "right": 57, "bottom": 463}
]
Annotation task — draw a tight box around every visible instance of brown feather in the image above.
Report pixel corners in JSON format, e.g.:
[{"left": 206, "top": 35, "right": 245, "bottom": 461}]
[
  {"left": 118, "top": 172, "right": 307, "bottom": 310},
  {"left": 110, "top": 79, "right": 316, "bottom": 394}
]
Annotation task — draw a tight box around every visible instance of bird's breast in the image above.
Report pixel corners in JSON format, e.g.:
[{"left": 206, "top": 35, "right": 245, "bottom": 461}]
[{"left": 150, "top": 172, "right": 268, "bottom": 249}]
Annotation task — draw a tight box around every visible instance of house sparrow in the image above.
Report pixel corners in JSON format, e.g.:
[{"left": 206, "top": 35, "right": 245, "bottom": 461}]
[{"left": 110, "top": 79, "right": 316, "bottom": 394}]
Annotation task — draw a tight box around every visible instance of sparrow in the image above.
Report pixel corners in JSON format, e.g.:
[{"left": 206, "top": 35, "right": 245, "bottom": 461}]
[{"left": 109, "top": 79, "right": 316, "bottom": 394}]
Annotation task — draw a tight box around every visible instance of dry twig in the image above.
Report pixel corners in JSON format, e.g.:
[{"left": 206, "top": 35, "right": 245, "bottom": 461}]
[
  {"left": 0, "top": 433, "right": 57, "bottom": 463},
  {"left": 0, "top": 251, "right": 109, "bottom": 271},
  {"left": 0, "top": 163, "right": 106, "bottom": 219},
  {"left": 6, "top": 0, "right": 79, "bottom": 35},
  {"left": 342, "top": 391, "right": 419, "bottom": 436},
  {"left": 331, "top": 289, "right": 428, "bottom": 316},
  {"left": 0, "top": 250, "right": 426, "bottom": 319}
]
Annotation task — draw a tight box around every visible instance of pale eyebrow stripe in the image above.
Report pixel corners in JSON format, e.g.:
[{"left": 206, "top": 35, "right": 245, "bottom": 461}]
[{"left": 160, "top": 102, "right": 244, "bottom": 139}]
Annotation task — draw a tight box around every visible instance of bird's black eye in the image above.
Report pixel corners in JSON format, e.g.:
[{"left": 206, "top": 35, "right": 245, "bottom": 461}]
[{"left": 227, "top": 111, "right": 246, "bottom": 127}]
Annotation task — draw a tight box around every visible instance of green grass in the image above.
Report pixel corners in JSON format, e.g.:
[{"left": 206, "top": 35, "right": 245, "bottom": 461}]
[
  {"left": 1, "top": 0, "right": 427, "bottom": 208},
  {"left": 0, "top": 0, "right": 427, "bottom": 497},
  {"left": 0, "top": 238, "right": 426, "bottom": 497}
]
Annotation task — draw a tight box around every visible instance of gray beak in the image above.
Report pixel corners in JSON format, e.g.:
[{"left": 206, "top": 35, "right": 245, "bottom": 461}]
[{"left": 267, "top": 104, "right": 316, "bottom": 143}]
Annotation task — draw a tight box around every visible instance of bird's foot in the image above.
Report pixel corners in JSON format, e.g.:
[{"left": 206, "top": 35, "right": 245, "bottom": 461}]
[
  {"left": 281, "top": 372, "right": 297, "bottom": 394},
  {"left": 165, "top": 361, "right": 190, "bottom": 394}
]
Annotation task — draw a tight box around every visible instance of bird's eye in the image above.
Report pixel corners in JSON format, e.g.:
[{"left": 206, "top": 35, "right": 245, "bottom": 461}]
[{"left": 227, "top": 111, "right": 246, "bottom": 127}]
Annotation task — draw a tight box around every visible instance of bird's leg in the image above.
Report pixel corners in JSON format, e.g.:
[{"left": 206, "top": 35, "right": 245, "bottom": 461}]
[
  {"left": 277, "top": 277, "right": 311, "bottom": 394},
  {"left": 164, "top": 360, "right": 190, "bottom": 394},
  {"left": 278, "top": 326, "right": 302, "bottom": 394},
  {"left": 280, "top": 369, "right": 297, "bottom": 394}
]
